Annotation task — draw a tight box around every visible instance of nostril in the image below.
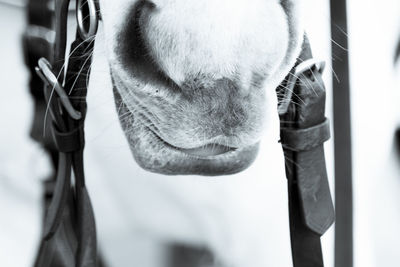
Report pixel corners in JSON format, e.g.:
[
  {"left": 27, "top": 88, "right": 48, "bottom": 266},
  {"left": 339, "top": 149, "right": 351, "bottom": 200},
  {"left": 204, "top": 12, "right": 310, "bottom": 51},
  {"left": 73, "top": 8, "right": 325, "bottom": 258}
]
[
  {"left": 116, "top": 0, "right": 181, "bottom": 89},
  {"left": 118, "top": 0, "right": 155, "bottom": 67}
]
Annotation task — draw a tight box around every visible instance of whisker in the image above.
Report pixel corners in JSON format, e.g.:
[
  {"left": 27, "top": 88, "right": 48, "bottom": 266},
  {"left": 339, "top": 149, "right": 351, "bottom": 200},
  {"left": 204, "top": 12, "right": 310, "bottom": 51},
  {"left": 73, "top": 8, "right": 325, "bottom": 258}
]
[
  {"left": 43, "top": 35, "right": 97, "bottom": 135},
  {"left": 68, "top": 39, "right": 96, "bottom": 95}
]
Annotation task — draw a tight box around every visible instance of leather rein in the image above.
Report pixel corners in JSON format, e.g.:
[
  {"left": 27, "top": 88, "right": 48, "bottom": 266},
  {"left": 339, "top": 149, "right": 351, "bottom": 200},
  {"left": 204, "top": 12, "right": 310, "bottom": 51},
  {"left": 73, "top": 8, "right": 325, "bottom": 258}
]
[{"left": 23, "top": 0, "right": 335, "bottom": 266}]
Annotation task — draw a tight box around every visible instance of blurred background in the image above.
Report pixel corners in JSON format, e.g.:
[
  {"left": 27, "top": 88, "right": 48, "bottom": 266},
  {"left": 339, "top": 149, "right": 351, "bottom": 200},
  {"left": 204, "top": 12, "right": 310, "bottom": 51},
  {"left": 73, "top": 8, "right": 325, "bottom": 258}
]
[{"left": 1, "top": 0, "right": 400, "bottom": 266}]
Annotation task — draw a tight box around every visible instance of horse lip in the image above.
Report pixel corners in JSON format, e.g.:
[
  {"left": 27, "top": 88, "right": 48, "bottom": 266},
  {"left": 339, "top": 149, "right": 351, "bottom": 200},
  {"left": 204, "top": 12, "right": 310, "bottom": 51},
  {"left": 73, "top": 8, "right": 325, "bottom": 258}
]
[
  {"left": 146, "top": 126, "right": 237, "bottom": 157},
  {"left": 177, "top": 143, "right": 236, "bottom": 157}
]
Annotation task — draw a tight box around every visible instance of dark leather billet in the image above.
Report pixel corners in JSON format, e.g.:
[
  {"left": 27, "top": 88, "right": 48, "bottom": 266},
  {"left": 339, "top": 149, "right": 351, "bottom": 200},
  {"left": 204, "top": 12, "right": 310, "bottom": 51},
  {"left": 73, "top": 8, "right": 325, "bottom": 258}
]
[
  {"left": 280, "top": 42, "right": 335, "bottom": 236},
  {"left": 279, "top": 38, "right": 335, "bottom": 267}
]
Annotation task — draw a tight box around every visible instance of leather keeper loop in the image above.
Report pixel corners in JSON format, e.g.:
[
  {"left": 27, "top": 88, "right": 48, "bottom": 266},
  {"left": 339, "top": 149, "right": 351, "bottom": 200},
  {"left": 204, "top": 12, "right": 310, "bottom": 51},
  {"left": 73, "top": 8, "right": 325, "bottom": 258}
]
[
  {"left": 280, "top": 118, "right": 330, "bottom": 152},
  {"left": 51, "top": 124, "right": 85, "bottom": 153}
]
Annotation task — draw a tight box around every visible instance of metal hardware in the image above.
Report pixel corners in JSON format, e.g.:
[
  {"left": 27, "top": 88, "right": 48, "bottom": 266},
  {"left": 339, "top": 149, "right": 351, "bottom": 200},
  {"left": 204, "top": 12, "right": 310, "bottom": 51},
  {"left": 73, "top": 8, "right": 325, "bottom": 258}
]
[
  {"left": 35, "top": 57, "right": 82, "bottom": 120},
  {"left": 76, "top": 0, "right": 99, "bottom": 40}
]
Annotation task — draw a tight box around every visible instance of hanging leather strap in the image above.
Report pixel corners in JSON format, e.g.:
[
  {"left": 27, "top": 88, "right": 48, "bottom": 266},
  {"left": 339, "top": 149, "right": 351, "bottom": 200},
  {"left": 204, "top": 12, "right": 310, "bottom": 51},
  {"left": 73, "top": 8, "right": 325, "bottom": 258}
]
[
  {"left": 34, "top": 32, "right": 98, "bottom": 267},
  {"left": 25, "top": 0, "right": 100, "bottom": 266},
  {"left": 278, "top": 38, "right": 335, "bottom": 267},
  {"left": 330, "top": 1, "right": 354, "bottom": 266},
  {"left": 23, "top": 0, "right": 57, "bottom": 164}
]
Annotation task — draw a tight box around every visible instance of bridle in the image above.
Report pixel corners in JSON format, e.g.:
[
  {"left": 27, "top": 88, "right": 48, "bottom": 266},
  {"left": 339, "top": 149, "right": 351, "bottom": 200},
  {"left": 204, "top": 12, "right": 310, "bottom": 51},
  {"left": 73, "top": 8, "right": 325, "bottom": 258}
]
[
  {"left": 25, "top": 0, "right": 100, "bottom": 266},
  {"left": 23, "top": 0, "right": 335, "bottom": 266}
]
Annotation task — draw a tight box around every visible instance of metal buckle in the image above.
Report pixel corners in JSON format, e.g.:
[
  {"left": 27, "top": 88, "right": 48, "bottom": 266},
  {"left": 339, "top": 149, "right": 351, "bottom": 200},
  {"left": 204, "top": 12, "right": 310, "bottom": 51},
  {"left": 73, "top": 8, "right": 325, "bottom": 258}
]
[
  {"left": 76, "top": 0, "right": 99, "bottom": 40},
  {"left": 35, "top": 58, "right": 82, "bottom": 120},
  {"left": 278, "top": 59, "right": 325, "bottom": 115}
]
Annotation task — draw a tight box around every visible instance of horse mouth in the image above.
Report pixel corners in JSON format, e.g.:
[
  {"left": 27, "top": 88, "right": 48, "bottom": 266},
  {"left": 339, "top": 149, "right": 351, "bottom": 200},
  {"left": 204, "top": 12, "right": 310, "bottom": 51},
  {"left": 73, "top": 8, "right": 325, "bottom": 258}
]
[
  {"left": 179, "top": 144, "right": 236, "bottom": 157},
  {"left": 147, "top": 127, "right": 237, "bottom": 158},
  {"left": 112, "top": 78, "right": 260, "bottom": 176},
  {"left": 141, "top": 124, "right": 260, "bottom": 175}
]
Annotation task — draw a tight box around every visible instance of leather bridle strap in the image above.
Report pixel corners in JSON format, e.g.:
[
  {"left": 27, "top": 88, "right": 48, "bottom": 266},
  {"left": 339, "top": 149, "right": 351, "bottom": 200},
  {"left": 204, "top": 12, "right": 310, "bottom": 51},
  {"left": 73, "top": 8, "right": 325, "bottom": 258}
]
[
  {"left": 23, "top": 0, "right": 57, "bottom": 165},
  {"left": 24, "top": 0, "right": 99, "bottom": 266},
  {"left": 330, "top": 1, "right": 353, "bottom": 266},
  {"left": 278, "top": 37, "right": 335, "bottom": 267}
]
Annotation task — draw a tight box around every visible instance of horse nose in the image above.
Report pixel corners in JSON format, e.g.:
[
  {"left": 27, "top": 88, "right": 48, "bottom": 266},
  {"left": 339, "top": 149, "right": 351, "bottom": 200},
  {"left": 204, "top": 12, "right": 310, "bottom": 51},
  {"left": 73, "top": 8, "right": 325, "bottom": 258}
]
[{"left": 117, "top": 0, "right": 241, "bottom": 86}]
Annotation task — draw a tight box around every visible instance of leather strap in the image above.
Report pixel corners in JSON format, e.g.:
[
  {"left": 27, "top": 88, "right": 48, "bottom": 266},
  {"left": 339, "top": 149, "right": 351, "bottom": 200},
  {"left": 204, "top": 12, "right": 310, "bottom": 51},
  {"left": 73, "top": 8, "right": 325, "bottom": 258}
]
[
  {"left": 34, "top": 32, "right": 98, "bottom": 267},
  {"left": 278, "top": 37, "right": 335, "bottom": 267},
  {"left": 52, "top": 123, "right": 85, "bottom": 153},
  {"left": 24, "top": 1, "right": 100, "bottom": 266},
  {"left": 281, "top": 119, "right": 330, "bottom": 152},
  {"left": 330, "top": 0, "right": 354, "bottom": 266},
  {"left": 22, "top": 0, "right": 57, "bottom": 162}
]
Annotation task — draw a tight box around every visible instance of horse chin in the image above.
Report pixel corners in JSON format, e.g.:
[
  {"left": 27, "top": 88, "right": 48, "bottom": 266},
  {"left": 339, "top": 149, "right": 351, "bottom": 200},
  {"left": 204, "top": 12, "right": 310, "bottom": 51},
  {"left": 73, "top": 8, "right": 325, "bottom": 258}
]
[{"left": 112, "top": 86, "right": 260, "bottom": 176}]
